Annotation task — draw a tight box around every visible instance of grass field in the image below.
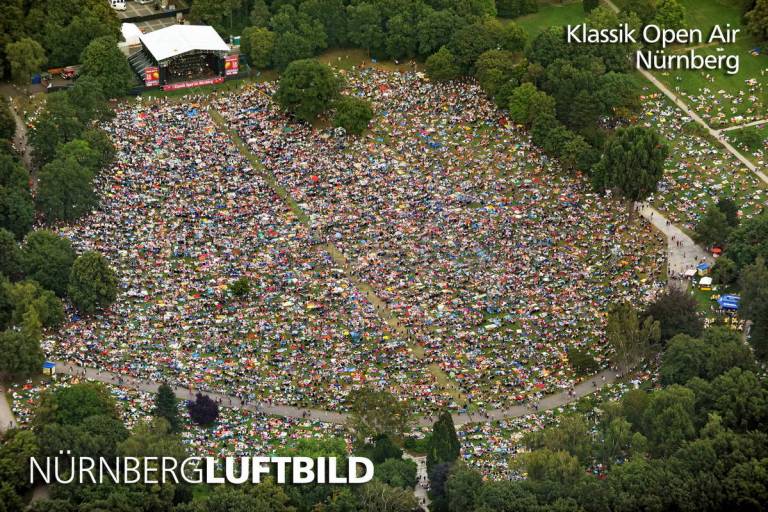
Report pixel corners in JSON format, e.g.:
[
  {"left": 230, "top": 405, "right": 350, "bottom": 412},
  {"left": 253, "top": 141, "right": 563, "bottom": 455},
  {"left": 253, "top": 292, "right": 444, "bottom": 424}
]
[
  {"left": 513, "top": 0, "right": 586, "bottom": 37},
  {"left": 726, "top": 123, "right": 768, "bottom": 165}
]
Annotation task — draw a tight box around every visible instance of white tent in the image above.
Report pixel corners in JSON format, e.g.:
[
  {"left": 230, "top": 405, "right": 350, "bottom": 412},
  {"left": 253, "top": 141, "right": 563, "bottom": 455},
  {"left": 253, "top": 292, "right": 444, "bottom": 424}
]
[
  {"left": 139, "top": 25, "right": 229, "bottom": 63},
  {"left": 699, "top": 276, "right": 713, "bottom": 287},
  {"left": 121, "top": 23, "right": 143, "bottom": 46}
]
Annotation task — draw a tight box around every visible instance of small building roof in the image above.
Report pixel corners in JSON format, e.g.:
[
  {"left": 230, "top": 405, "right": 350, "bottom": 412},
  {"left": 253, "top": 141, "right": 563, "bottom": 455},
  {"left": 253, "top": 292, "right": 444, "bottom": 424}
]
[
  {"left": 121, "top": 23, "right": 143, "bottom": 46},
  {"left": 139, "top": 25, "right": 229, "bottom": 63}
]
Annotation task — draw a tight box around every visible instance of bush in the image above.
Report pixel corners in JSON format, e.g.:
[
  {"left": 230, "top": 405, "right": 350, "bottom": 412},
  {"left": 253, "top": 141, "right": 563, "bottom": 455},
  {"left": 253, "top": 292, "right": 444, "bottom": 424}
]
[{"left": 333, "top": 96, "right": 374, "bottom": 135}]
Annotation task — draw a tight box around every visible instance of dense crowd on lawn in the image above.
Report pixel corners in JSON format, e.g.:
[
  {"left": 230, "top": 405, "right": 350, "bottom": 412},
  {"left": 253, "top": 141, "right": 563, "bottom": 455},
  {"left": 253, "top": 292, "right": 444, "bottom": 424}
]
[
  {"left": 216, "top": 68, "right": 667, "bottom": 410},
  {"left": 640, "top": 91, "right": 768, "bottom": 231},
  {"left": 45, "top": 102, "right": 449, "bottom": 412}
]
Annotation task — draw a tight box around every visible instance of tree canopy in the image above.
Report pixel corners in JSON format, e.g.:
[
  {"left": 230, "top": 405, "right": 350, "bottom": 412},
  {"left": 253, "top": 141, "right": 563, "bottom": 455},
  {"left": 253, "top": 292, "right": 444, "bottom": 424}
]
[{"left": 275, "top": 59, "right": 341, "bottom": 122}]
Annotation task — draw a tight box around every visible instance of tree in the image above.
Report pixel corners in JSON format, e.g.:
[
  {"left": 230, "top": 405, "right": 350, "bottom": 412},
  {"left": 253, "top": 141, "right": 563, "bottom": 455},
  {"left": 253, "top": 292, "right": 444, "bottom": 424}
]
[
  {"left": 746, "top": 0, "right": 768, "bottom": 41},
  {"left": 271, "top": 31, "right": 314, "bottom": 71},
  {"left": 346, "top": 3, "right": 384, "bottom": 55},
  {"left": 644, "top": 287, "right": 704, "bottom": 342},
  {"left": 508, "top": 83, "right": 556, "bottom": 126},
  {"left": 0, "top": 99, "right": 15, "bottom": 141},
  {"left": 250, "top": 0, "right": 271, "bottom": 27},
  {"left": 0, "top": 186, "right": 34, "bottom": 240},
  {"left": 358, "top": 480, "right": 418, "bottom": 512},
  {"left": 348, "top": 388, "right": 410, "bottom": 445},
  {"left": 607, "top": 302, "right": 661, "bottom": 373},
  {"left": 0, "top": 429, "right": 39, "bottom": 491},
  {"left": 68, "top": 251, "right": 118, "bottom": 314},
  {"left": 0, "top": 327, "right": 43, "bottom": 379},
  {"left": 660, "top": 327, "right": 754, "bottom": 385},
  {"left": 35, "top": 382, "right": 119, "bottom": 427},
  {"left": 475, "top": 49, "right": 522, "bottom": 98},
  {"left": 624, "top": 0, "right": 658, "bottom": 23},
  {"left": 716, "top": 197, "right": 740, "bottom": 227},
  {"left": 653, "top": 0, "right": 686, "bottom": 29},
  {"left": 695, "top": 203, "right": 732, "bottom": 247},
  {"left": 333, "top": 96, "right": 374, "bottom": 135},
  {"left": 592, "top": 126, "right": 669, "bottom": 206},
  {"left": 6, "top": 38, "right": 46, "bottom": 87},
  {"left": 79, "top": 36, "right": 134, "bottom": 98},
  {"left": 522, "top": 448, "right": 584, "bottom": 486},
  {"left": 0, "top": 228, "right": 22, "bottom": 279},
  {"left": 375, "top": 458, "right": 417, "bottom": 489},
  {"left": 417, "top": 9, "right": 460, "bottom": 57},
  {"left": 740, "top": 257, "right": 768, "bottom": 358},
  {"left": 188, "top": 392, "right": 219, "bottom": 426},
  {"left": 567, "top": 346, "right": 599, "bottom": 375},
  {"left": 29, "top": 93, "right": 84, "bottom": 167},
  {"left": 643, "top": 385, "right": 697, "bottom": 456},
  {"left": 725, "top": 211, "right": 768, "bottom": 269},
  {"left": 584, "top": 0, "right": 600, "bottom": 13},
  {"left": 22, "top": 230, "right": 76, "bottom": 297},
  {"left": 82, "top": 129, "right": 116, "bottom": 170},
  {"left": 189, "top": 0, "right": 242, "bottom": 35},
  {"left": 36, "top": 155, "right": 97, "bottom": 222},
  {"left": 371, "top": 434, "right": 403, "bottom": 464},
  {"left": 68, "top": 76, "right": 110, "bottom": 124},
  {"left": 275, "top": 60, "right": 340, "bottom": 122},
  {"left": 497, "top": 0, "right": 539, "bottom": 18},
  {"left": 425, "top": 46, "right": 460, "bottom": 81},
  {"left": 56, "top": 139, "right": 101, "bottom": 173},
  {"left": 153, "top": 383, "right": 181, "bottom": 433},
  {"left": 712, "top": 255, "right": 738, "bottom": 285},
  {"left": 5, "top": 279, "right": 65, "bottom": 328},
  {"left": 299, "top": 0, "right": 348, "bottom": 48},
  {"left": 241, "top": 27, "right": 276, "bottom": 69},
  {"left": 426, "top": 410, "right": 460, "bottom": 472},
  {"left": 230, "top": 277, "right": 251, "bottom": 298},
  {"left": 446, "top": 463, "right": 483, "bottom": 512}
]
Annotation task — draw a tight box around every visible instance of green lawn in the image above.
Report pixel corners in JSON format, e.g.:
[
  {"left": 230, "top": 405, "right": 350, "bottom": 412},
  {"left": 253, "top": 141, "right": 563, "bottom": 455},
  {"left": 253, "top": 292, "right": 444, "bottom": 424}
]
[
  {"left": 677, "top": 0, "right": 744, "bottom": 39},
  {"left": 512, "top": 0, "right": 586, "bottom": 37},
  {"left": 726, "top": 123, "right": 768, "bottom": 165}
]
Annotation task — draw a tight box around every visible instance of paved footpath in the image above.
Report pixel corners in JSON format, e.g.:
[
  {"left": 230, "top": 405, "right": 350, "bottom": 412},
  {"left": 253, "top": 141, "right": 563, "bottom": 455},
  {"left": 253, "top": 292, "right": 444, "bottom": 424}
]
[
  {"left": 0, "top": 389, "right": 17, "bottom": 433},
  {"left": 53, "top": 361, "right": 618, "bottom": 428},
  {"left": 637, "top": 204, "right": 712, "bottom": 279},
  {"left": 403, "top": 453, "right": 430, "bottom": 511}
]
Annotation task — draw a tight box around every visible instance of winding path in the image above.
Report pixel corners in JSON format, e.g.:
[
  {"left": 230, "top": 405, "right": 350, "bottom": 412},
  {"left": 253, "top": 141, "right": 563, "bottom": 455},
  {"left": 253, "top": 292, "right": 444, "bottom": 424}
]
[{"left": 52, "top": 360, "right": 618, "bottom": 428}]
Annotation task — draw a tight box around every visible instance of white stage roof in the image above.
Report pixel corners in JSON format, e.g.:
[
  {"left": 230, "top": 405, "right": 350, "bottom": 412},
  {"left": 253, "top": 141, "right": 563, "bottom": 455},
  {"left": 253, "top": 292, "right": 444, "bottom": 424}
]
[{"left": 139, "top": 25, "right": 229, "bottom": 62}]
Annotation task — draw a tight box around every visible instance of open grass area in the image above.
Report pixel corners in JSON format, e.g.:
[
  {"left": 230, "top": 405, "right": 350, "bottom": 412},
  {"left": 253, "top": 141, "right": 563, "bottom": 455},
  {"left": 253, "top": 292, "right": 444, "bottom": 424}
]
[
  {"left": 512, "top": 0, "right": 586, "bottom": 37},
  {"left": 726, "top": 123, "right": 768, "bottom": 166},
  {"left": 316, "top": 48, "right": 423, "bottom": 72}
]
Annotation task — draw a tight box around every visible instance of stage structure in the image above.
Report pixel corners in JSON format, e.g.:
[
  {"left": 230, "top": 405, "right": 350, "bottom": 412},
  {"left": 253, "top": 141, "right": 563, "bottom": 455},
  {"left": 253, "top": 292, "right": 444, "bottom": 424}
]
[{"left": 128, "top": 24, "right": 238, "bottom": 91}]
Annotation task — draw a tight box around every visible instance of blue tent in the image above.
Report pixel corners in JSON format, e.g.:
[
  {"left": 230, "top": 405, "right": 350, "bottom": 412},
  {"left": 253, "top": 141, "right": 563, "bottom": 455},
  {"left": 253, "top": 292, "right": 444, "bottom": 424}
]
[
  {"left": 717, "top": 294, "right": 740, "bottom": 310},
  {"left": 42, "top": 361, "right": 55, "bottom": 370},
  {"left": 697, "top": 262, "right": 711, "bottom": 271}
]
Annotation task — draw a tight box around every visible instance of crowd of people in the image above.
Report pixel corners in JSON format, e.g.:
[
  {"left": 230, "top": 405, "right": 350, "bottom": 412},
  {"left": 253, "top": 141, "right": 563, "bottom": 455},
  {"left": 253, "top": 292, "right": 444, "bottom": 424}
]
[
  {"left": 215, "top": 68, "right": 667, "bottom": 410},
  {"left": 43, "top": 68, "right": 668, "bottom": 418}
]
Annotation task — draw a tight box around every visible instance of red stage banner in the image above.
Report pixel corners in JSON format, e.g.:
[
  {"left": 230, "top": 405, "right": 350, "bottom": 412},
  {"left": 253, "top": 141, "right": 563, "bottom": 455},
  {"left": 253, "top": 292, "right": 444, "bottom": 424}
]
[
  {"left": 145, "top": 67, "right": 160, "bottom": 87},
  {"left": 162, "top": 76, "right": 224, "bottom": 92},
  {"left": 224, "top": 55, "right": 239, "bottom": 76}
]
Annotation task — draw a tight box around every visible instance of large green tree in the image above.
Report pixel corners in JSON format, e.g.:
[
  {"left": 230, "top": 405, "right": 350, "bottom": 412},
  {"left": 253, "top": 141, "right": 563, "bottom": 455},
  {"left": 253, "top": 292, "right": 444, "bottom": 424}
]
[
  {"left": 726, "top": 211, "right": 768, "bottom": 269},
  {"left": 21, "top": 230, "right": 76, "bottom": 297},
  {"left": 592, "top": 126, "right": 669, "bottom": 206},
  {"left": 746, "top": 0, "right": 768, "bottom": 41},
  {"left": 36, "top": 155, "right": 97, "bottom": 222},
  {"left": 333, "top": 96, "right": 374, "bottom": 135},
  {"left": 6, "top": 38, "right": 46, "bottom": 87},
  {"left": 607, "top": 302, "right": 661, "bottom": 373},
  {"left": 274, "top": 60, "right": 341, "bottom": 122},
  {"left": 68, "top": 251, "right": 118, "bottom": 314},
  {"left": 153, "top": 383, "right": 181, "bottom": 433},
  {"left": 79, "top": 36, "right": 134, "bottom": 98},
  {"left": 644, "top": 287, "right": 704, "bottom": 342},
  {"left": 426, "top": 410, "right": 461, "bottom": 473},
  {"left": 348, "top": 387, "right": 411, "bottom": 445}
]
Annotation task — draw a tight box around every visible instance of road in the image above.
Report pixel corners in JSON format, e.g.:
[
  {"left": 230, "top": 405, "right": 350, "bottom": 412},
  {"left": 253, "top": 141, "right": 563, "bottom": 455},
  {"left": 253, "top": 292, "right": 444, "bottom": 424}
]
[{"left": 719, "top": 119, "right": 768, "bottom": 132}]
